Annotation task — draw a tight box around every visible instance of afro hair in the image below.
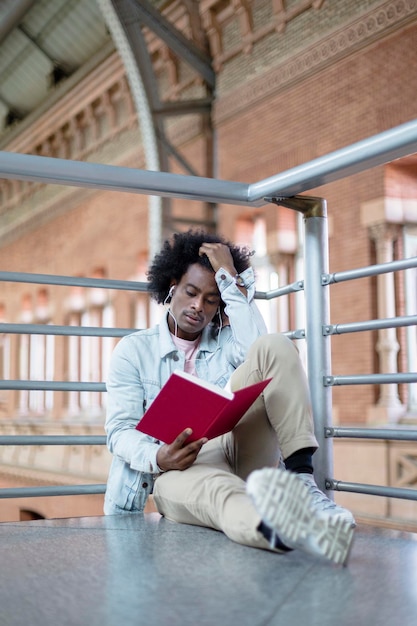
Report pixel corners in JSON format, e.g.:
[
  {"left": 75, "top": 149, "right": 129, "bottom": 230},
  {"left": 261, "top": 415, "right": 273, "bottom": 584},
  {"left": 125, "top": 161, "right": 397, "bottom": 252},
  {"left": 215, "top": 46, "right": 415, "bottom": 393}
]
[{"left": 147, "top": 229, "right": 253, "bottom": 307}]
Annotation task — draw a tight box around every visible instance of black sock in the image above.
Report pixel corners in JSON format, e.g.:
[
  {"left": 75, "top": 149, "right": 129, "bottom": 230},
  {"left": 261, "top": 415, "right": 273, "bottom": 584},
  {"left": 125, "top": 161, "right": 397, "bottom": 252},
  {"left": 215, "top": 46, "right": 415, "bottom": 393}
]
[
  {"left": 258, "top": 521, "right": 292, "bottom": 552},
  {"left": 284, "top": 447, "right": 315, "bottom": 475}
]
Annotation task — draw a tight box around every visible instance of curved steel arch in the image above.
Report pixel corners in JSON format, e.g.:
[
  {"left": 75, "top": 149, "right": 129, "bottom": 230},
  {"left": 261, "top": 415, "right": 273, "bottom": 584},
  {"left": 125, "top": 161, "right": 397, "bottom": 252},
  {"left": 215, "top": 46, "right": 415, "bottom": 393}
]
[{"left": 99, "top": 0, "right": 217, "bottom": 244}]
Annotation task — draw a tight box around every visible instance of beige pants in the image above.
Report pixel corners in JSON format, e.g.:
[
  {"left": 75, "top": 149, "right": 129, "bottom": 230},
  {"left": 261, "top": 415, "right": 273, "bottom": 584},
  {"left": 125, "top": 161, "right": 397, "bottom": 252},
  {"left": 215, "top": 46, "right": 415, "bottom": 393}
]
[{"left": 153, "top": 333, "right": 318, "bottom": 550}]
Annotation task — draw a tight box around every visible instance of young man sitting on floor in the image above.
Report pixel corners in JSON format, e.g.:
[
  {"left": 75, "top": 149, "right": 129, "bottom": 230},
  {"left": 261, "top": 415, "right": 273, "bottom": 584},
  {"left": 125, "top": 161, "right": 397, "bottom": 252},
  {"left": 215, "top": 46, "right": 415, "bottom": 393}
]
[{"left": 104, "top": 230, "right": 355, "bottom": 565}]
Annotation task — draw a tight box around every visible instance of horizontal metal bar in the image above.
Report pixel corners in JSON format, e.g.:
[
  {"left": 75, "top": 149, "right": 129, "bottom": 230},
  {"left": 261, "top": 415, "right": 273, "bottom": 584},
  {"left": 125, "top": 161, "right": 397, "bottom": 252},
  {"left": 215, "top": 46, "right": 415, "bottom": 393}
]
[
  {"left": 284, "top": 328, "right": 306, "bottom": 340},
  {"left": 326, "top": 427, "right": 417, "bottom": 441},
  {"left": 154, "top": 98, "right": 212, "bottom": 116},
  {"left": 325, "top": 373, "right": 417, "bottom": 386},
  {"left": 0, "top": 151, "right": 252, "bottom": 206},
  {"left": 324, "top": 315, "right": 417, "bottom": 335},
  {"left": 327, "top": 479, "right": 417, "bottom": 502},
  {"left": 250, "top": 119, "right": 417, "bottom": 200},
  {"left": 0, "top": 323, "right": 135, "bottom": 337},
  {"left": 0, "top": 381, "right": 106, "bottom": 391},
  {"left": 0, "top": 484, "right": 106, "bottom": 499},
  {"left": 1, "top": 120, "right": 417, "bottom": 205},
  {"left": 0, "top": 275, "right": 293, "bottom": 305},
  {"left": 326, "top": 257, "right": 417, "bottom": 285},
  {"left": 0, "top": 436, "right": 106, "bottom": 446},
  {"left": 255, "top": 280, "right": 304, "bottom": 300},
  {"left": 0, "top": 271, "right": 148, "bottom": 291}
]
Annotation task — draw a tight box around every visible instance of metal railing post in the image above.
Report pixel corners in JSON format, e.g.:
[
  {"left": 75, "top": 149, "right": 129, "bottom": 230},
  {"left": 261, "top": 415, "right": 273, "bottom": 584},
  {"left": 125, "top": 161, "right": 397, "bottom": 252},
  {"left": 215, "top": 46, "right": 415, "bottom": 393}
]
[
  {"left": 304, "top": 202, "right": 333, "bottom": 492},
  {"left": 266, "top": 196, "right": 332, "bottom": 492}
]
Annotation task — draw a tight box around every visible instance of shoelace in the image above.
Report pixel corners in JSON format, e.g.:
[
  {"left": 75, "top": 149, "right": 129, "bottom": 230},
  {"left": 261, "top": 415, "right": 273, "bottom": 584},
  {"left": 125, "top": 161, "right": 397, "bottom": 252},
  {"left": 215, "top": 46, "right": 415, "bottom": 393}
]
[
  {"left": 298, "top": 474, "right": 356, "bottom": 526},
  {"left": 299, "top": 477, "right": 338, "bottom": 511}
]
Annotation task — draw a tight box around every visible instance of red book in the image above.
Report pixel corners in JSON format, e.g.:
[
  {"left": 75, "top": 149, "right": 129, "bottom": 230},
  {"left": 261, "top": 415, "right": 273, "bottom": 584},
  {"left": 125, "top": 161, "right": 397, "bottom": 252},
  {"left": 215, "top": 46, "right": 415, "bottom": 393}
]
[{"left": 136, "top": 369, "right": 272, "bottom": 444}]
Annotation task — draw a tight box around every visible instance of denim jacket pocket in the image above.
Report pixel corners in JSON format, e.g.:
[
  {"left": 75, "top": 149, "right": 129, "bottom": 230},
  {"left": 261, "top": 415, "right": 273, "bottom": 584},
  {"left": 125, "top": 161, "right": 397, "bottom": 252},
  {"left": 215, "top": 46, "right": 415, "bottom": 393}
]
[
  {"left": 211, "top": 365, "right": 235, "bottom": 389},
  {"left": 142, "top": 380, "right": 162, "bottom": 414}
]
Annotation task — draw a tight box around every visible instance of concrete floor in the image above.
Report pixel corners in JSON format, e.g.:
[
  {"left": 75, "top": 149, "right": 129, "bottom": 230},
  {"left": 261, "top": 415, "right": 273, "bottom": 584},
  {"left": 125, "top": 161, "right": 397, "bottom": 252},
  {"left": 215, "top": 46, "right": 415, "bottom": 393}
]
[{"left": 0, "top": 513, "right": 416, "bottom": 626}]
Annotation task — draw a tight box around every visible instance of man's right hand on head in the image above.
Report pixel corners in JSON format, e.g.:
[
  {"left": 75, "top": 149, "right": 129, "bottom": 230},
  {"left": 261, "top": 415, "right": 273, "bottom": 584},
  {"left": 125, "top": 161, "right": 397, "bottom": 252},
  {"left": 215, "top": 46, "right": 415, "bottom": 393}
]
[{"left": 156, "top": 428, "right": 208, "bottom": 472}]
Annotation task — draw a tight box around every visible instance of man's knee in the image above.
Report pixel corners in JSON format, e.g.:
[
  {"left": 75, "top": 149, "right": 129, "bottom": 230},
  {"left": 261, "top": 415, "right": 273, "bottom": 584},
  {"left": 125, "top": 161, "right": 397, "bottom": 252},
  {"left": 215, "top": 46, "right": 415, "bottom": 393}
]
[{"left": 250, "top": 333, "right": 296, "bottom": 358}]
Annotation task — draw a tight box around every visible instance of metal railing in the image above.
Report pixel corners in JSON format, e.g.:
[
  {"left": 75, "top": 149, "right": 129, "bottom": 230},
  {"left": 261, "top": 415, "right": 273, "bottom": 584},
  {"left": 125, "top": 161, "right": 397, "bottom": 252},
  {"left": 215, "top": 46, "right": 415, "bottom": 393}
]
[
  {"left": 321, "top": 254, "right": 417, "bottom": 501},
  {"left": 1, "top": 119, "right": 417, "bottom": 508}
]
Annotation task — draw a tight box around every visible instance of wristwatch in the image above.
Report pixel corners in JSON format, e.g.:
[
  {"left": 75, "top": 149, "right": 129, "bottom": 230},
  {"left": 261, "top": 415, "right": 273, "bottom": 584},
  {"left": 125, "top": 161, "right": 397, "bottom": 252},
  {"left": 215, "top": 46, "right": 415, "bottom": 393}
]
[{"left": 234, "top": 273, "right": 246, "bottom": 287}]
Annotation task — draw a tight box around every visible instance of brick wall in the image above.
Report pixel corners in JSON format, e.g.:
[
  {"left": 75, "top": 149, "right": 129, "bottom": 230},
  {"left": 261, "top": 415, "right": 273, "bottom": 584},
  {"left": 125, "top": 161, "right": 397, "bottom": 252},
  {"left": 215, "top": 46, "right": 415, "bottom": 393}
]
[{"left": 213, "top": 19, "right": 417, "bottom": 423}]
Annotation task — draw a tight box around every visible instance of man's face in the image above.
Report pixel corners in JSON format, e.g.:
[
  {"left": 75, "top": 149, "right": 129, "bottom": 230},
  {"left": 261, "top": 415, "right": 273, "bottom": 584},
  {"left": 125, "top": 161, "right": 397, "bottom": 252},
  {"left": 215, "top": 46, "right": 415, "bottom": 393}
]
[{"left": 168, "top": 263, "right": 221, "bottom": 340}]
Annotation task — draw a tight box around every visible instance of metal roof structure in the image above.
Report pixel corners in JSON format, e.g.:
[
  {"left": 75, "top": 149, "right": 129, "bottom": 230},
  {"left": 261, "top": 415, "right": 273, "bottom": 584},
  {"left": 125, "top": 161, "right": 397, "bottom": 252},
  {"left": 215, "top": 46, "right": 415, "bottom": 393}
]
[
  {"left": 0, "top": 1, "right": 214, "bottom": 149},
  {"left": 0, "top": 0, "right": 217, "bottom": 234},
  {"left": 0, "top": 0, "right": 112, "bottom": 135}
]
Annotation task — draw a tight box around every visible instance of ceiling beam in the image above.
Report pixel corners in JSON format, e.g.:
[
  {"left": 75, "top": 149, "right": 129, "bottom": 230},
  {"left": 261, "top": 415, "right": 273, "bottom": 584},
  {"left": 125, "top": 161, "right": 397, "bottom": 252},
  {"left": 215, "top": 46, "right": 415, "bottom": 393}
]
[
  {"left": 0, "top": 0, "right": 37, "bottom": 45},
  {"left": 125, "top": 0, "right": 215, "bottom": 88}
]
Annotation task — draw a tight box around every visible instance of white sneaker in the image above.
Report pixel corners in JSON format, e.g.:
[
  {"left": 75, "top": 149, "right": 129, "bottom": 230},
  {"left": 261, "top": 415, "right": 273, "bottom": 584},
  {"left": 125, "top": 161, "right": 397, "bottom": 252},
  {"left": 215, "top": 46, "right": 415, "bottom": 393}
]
[
  {"left": 297, "top": 473, "right": 356, "bottom": 528},
  {"left": 247, "top": 467, "right": 355, "bottom": 566}
]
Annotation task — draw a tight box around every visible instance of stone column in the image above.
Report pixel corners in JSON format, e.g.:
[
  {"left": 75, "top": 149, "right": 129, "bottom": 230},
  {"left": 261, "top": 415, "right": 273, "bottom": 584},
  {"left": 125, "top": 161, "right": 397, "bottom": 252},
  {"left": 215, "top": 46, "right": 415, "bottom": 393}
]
[{"left": 368, "top": 223, "right": 405, "bottom": 423}]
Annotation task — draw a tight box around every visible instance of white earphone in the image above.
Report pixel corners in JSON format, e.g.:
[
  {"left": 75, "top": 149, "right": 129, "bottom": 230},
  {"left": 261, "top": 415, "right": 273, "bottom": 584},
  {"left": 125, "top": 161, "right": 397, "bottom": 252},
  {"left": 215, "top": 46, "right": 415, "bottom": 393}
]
[{"left": 163, "top": 285, "right": 175, "bottom": 306}]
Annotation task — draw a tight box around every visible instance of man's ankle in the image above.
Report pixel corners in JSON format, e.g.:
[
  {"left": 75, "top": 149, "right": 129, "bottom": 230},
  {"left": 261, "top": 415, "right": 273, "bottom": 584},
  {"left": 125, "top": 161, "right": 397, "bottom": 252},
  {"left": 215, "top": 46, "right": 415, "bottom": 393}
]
[{"left": 284, "top": 447, "right": 315, "bottom": 475}]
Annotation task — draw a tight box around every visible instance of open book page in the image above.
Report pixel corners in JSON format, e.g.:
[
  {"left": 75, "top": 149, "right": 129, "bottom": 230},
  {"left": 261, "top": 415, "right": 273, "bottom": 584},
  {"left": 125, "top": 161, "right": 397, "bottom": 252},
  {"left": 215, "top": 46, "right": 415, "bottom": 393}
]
[
  {"left": 136, "top": 371, "right": 271, "bottom": 444},
  {"left": 171, "top": 369, "right": 234, "bottom": 399}
]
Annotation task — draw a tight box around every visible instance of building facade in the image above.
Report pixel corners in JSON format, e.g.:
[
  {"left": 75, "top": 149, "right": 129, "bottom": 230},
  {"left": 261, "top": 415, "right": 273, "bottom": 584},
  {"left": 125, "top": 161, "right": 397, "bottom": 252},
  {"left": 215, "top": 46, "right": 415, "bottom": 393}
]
[{"left": 0, "top": 0, "right": 416, "bottom": 527}]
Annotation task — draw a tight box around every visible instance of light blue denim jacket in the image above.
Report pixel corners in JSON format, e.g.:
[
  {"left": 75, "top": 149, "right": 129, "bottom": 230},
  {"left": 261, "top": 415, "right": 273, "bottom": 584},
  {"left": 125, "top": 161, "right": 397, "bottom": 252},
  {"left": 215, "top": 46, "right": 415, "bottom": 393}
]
[{"left": 104, "top": 267, "right": 267, "bottom": 514}]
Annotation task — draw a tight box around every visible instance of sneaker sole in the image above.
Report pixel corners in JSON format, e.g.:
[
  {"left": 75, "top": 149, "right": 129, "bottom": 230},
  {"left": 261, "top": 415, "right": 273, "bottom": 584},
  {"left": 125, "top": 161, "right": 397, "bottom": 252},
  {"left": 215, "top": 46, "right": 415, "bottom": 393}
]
[{"left": 247, "top": 468, "right": 355, "bottom": 566}]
